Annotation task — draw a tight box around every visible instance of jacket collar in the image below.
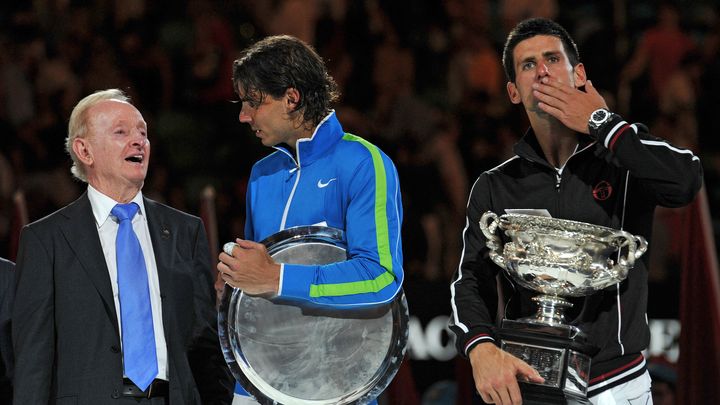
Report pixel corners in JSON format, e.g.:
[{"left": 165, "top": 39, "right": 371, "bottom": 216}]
[
  {"left": 514, "top": 127, "right": 596, "bottom": 169},
  {"left": 274, "top": 111, "right": 344, "bottom": 167}
]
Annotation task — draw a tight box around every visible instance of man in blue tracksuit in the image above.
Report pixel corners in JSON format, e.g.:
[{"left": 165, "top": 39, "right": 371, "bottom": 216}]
[{"left": 217, "top": 35, "right": 403, "bottom": 404}]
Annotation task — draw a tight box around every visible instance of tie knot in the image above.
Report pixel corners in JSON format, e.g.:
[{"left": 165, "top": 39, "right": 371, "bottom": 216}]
[{"left": 112, "top": 203, "right": 140, "bottom": 222}]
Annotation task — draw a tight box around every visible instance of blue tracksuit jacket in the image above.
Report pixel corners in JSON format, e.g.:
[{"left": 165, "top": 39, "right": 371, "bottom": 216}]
[
  {"left": 234, "top": 111, "right": 403, "bottom": 402},
  {"left": 245, "top": 111, "right": 404, "bottom": 307}
]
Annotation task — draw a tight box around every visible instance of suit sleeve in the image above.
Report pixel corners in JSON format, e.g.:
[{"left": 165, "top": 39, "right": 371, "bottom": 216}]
[
  {"left": 186, "top": 218, "right": 234, "bottom": 404},
  {"left": 594, "top": 114, "right": 703, "bottom": 207},
  {"left": 0, "top": 258, "right": 15, "bottom": 402},
  {"left": 448, "top": 175, "right": 503, "bottom": 357},
  {"left": 11, "top": 227, "right": 54, "bottom": 404},
  {"left": 279, "top": 145, "right": 404, "bottom": 307}
]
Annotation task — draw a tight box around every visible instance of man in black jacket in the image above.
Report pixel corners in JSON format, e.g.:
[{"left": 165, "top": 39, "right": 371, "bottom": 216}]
[{"left": 449, "top": 18, "right": 702, "bottom": 405}]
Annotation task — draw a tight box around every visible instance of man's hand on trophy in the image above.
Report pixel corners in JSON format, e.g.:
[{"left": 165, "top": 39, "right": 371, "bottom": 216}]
[
  {"left": 217, "top": 239, "right": 281, "bottom": 296},
  {"left": 469, "top": 342, "right": 544, "bottom": 405}
]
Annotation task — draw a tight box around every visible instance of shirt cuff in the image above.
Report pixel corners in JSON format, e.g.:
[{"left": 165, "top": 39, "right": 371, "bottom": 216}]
[
  {"left": 464, "top": 333, "right": 496, "bottom": 356},
  {"left": 277, "top": 263, "right": 285, "bottom": 296}
]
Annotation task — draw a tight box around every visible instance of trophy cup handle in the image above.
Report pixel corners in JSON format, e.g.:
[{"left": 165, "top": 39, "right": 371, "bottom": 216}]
[
  {"left": 633, "top": 235, "right": 648, "bottom": 259},
  {"left": 615, "top": 232, "right": 648, "bottom": 268},
  {"left": 479, "top": 211, "right": 505, "bottom": 267},
  {"left": 479, "top": 211, "right": 500, "bottom": 243}
]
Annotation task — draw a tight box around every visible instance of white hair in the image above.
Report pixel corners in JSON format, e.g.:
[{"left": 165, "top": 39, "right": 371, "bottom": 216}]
[{"left": 65, "top": 89, "right": 130, "bottom": 182}]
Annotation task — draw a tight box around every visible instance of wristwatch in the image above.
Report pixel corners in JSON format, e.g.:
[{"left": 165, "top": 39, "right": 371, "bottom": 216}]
[{"left": 587, "top": 108, "right": 614, "bottom": 139}]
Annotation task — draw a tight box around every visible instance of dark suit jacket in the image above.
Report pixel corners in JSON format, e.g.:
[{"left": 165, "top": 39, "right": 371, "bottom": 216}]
[
  {"left": 0, "top": 257, "right": 14, "bottom": 403},
  {"left": 12, "top": 193, "right": 233, "bottom": 404}
]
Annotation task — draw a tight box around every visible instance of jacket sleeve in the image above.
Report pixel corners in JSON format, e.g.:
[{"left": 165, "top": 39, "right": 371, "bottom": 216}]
[
  {"left": 279, "top": 147, "right": 404, "bottom": 307},
  {"left": 595, "top": 114, "right": 703, "bottom": 207},
  {"left": 11, "top": 227, "right": 54, "bottom": 404},
  {"left": 448, "top": 175, "right": 503, "bottom": 357},
  {"left": 186, "top": 218, "right": 234, "bottom": 404}
]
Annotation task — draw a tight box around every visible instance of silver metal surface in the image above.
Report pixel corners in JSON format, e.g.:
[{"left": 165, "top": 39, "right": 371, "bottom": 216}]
[
  {"left": 218, "top": 226, "right": 409, "bottom": 405},
  {"left": 480, "top": 212, "right": 647, "bottom": 325}
]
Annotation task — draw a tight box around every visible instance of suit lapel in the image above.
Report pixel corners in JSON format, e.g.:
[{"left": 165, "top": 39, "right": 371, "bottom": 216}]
[
  {"left": 58, "top": 193, "right": 119, "bottom": 333},
  {"left": 143, "top": 198, "right": 178, "bottom": 376},
  {"left": 144, "top": 198, "right": 175, "bottom": 296}
]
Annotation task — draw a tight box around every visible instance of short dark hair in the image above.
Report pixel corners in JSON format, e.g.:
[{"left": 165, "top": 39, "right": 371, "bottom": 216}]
[
  {"left": 232, "top": 35, "right": 339, "bottom": 128},
  {"left": 502, "top": 18, "right": 580, "bottom": 83}
]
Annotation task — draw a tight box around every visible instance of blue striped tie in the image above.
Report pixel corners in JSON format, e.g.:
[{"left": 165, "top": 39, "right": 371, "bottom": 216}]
[{"left": 112, "top": 203, "right": 158, "bottom": 391}]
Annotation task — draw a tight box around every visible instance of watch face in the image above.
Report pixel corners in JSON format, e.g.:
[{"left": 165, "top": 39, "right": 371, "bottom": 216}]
[
  {"left": 590, "top": 109, "right": 611, "bottom": 129},
  {"left": 592, "top": 110, "right": 608, "bottom": 123}
]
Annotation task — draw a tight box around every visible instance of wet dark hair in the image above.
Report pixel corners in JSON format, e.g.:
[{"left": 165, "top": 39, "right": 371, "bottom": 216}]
[
  {"left": 232, "top": 35, "right": 339, "bottom": 128},
  {"left": 502, "top": 18, "right": 580, "bottom": 83}
]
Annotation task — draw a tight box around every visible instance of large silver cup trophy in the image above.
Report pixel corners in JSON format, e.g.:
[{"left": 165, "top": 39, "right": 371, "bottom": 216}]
[
  {"left": 218, "top": 226, "right": 409, "bottom": 405},
  {"left": 480, "top": 212, "right": 647, "bottom": 404}
]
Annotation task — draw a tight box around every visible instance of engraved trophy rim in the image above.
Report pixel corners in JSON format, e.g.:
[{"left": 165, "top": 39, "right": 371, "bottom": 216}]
[{"left": 496, "top": 213, "right": 631, "bottom": 239}]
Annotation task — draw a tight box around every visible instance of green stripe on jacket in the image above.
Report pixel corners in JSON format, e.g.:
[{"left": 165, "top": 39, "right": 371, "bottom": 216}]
[{"left": 308, "top": 134, "right": 395, "bottom": 298}]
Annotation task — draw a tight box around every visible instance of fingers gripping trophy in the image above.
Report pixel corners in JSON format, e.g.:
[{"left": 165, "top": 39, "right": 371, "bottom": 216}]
[{"left": 479, "top": 212, "right": 647, "bottom": 404}]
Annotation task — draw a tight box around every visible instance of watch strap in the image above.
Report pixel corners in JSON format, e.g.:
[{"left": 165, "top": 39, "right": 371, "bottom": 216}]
[{"left": 588, "top": 109, "right": 614, "bottom": 140}]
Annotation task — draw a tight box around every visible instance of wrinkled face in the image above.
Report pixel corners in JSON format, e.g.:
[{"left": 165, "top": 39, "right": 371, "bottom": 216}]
[
  {"left": 507, "top": 35, "right": 586, "bottom": 114},
  {"left": 237, "top": 87, "right": 300, "bottom": 148},
  {"left": 81, "top": 100, "right": 150, "bottom": 192}
]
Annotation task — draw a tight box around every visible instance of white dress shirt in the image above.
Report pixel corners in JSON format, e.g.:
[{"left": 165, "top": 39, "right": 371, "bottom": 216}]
[{"left": 87, "top": 185, "right": 169, "bottom": 381}]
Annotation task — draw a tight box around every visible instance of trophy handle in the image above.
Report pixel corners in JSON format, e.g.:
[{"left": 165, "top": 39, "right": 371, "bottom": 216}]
[
  {"left": 632, "top": 235, "right": 648, "bottom": 259},
  {"left": 614, "top": 232, "right": 648, "bottom": 267},
  {"left": 479, "top": 211, "right": 505, "bottom": 267},
  {"left": 479, "top": 211, "right": 498, "bottom": 237}
]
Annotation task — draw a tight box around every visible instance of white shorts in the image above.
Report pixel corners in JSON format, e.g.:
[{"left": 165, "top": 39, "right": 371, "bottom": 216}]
[{"left": 589, "top": 371, "right": 652, "bottom": 405}]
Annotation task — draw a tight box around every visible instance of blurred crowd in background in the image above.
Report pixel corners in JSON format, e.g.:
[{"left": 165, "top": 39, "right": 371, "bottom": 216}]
[{"left": 1, "top": 0, "right": 719, "bottom": 402}]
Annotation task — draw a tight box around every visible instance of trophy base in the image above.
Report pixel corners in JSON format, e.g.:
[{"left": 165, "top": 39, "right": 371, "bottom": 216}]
[{"left": 499, "top": 319, "right": 598, "bottom": 404}]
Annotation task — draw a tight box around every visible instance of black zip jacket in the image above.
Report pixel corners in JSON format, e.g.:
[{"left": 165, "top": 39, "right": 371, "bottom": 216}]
[{"left": 449, "top": 114, "right": 703, "bottom": 396}]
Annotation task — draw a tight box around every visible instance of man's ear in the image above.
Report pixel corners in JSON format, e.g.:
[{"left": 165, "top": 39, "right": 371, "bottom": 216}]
[
  {"left": 506, "top": 82, "right": 521, "bottom": 104},
  {"left": 573, "top": 63, "right": 587, "bottom": 88},
  {"left": 73, "top": 137, "right": 93, "bottom": 166},
  {"left": 285, "top": 88, "right": 301, "bottom": 109}
]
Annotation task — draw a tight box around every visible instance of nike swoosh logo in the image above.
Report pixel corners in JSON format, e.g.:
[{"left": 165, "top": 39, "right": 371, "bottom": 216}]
[{"left": 317, "top": 178, "right": 337, "bottom": 188}]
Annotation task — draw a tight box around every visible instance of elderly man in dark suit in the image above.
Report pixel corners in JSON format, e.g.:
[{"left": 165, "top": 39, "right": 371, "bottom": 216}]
[
  {"left": 12, "top": 89, "right": 233, "bottom": 404},
  {"left": 0, "top": 257, "right": 14, "bottom": 403}
]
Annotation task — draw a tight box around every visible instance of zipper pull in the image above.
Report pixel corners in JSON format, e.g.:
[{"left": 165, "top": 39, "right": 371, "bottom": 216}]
[
  {"left": 287, "top": 166, "right": 298, "bottom": 182},
  {"left": 555, "top": 173, "right": 561, "bottom": 190}
]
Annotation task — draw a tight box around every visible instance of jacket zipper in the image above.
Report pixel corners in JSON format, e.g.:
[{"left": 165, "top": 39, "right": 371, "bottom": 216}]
[
  {"left": 555, "top": 172, "right": 562, "bottom": 191},
  {"left": 553, "top": 142, "right": 592, "bottom": 192},
  {"left": 275, "top": 148, "right": 301, "bottom": 231}
]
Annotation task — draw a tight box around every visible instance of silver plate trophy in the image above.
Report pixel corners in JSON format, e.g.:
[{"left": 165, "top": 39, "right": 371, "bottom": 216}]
[
  {"left": 480, "top": 212, "right": 647, "bottom": 404},
  {"left": 218, "top": 226, "right": 409, "bottom": 405}
]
